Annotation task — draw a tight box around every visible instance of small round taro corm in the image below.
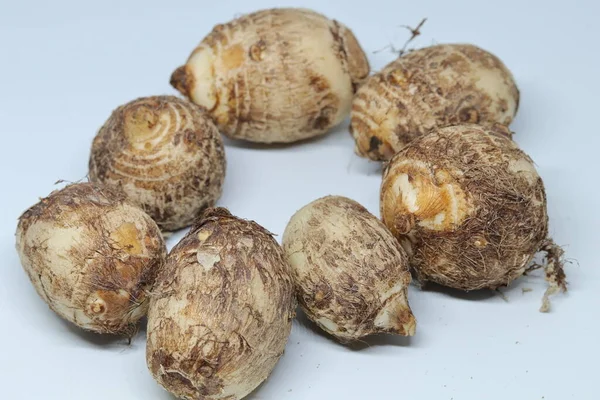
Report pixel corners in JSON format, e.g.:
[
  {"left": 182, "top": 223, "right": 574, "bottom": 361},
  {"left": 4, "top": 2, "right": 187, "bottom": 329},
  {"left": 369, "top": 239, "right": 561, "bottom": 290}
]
[
  {"left": 16, "top": 182, "right": 167, "bottom": 335},
  {"left": 89, "top": 95, "right": 226, "bottom": 231}
]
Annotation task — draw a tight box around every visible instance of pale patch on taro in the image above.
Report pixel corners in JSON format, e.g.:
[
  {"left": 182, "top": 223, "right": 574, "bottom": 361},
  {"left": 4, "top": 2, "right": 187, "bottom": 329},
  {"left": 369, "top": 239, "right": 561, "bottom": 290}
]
[
  {"left": 188, "top": 46, "right": 218, "bottom": 110},
  {"left": 408, "top": 84, "right": 418, "bottom": 95},
  {"left": 393, "top": 174, "right": 419, "bottom": 213},
  {"left": 420, "top": 212, "right": 447, "bottom": 230},
  {"left": 316, "top": 316, "right": 339, "bottom": 334},
  {"left": 303, "top": 28, "right": 356, "bottom": 126},
  {"left": 239, "top": 237, "right": 254, "bottom": 248},
  {"left": 508, "top": 157, "right": 540, "bottom": 186},
  {"left": 24, "top": 222, "right": 86, "bottom": 306},
  {"left": 398, "top": 232, "right": 418, "bottom": 258},
  {"left": 70, "top": 308, "right": 96, "bottom": 329},
  {"left": 20, "top": 221, "right": 102, "bottom": 329},
  {"left": 249, "top": 273, "right": 269, "bottom": 310},
  {"left": 287, "top": 250, "right": 309, "bottom": 275},
  {"left": 29, "top": 223, "right": 85, "bottom": 266},
  {"left": 472, "top": 66, "right": 517, "bottom": 119},
  {"left": 158, "top": 296, "right": 194, "bottom": 326},
  {"left": 127, "top": 300, "right": 149, "bottom": 322},
  {"left": 373, "top": 278, "right": 415, "bottom": 336},
  {"left": 196, "top": 250, "right": 221, "bottom": 271},
  {"left": 374, "top": 297, "right": 416, "bottom": 336},
  {"left": 197, "top": 229, "right": 212, "bottom": 242}
]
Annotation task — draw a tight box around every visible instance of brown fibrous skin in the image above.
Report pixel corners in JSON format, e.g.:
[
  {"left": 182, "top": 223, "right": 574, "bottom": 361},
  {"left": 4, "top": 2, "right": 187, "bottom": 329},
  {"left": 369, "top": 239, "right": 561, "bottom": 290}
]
[
  {"left": 89, "top": 95, "right": 226, "bottom": 232},
  {"left": 351, "top": 43, "right": 520, "bottom": 160},
  {"left": 146, "top": 208, "right": 296, "bottom": 400},
  {"left": 171, "top": 8, "right": 370, "bottom": 144},
  {"left": 380, "top": 124, "right": 566, "bottom": 310},
  {"left": 282, "top": 196, "right": 416, "bottom": 343},
  {"left": 15, "top": 183, "right": 167, "bottom": 335}
]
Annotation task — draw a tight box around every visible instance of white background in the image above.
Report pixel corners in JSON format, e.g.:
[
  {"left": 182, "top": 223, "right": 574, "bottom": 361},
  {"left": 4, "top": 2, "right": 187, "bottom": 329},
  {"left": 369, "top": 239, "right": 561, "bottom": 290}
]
[{"left": 0, "top": 0, "right": 598, "bottom": 399}]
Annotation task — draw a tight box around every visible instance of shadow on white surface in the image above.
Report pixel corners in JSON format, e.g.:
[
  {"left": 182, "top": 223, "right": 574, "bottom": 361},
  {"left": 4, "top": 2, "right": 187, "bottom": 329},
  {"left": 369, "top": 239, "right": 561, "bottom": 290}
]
[
  {"left": 417, "top": 281, "right": 498, "bottom": 301},
  {"left": 346, "top": 153, "right": 383, "bottom": 178},
  {"left": 294, "top": 307, "right": 413, "bottom": 350},
  {"left": 413, "top": 263, "right": 570, "bottom": 313},
  {"left": 222, "top": 129, "right": 337, "bottom": 150},
  {"left": 58, "top": 314, "right": 148, "bottom": 349},
  {"left": 347, "top": 332, "right": 413, "bottom": 350}
]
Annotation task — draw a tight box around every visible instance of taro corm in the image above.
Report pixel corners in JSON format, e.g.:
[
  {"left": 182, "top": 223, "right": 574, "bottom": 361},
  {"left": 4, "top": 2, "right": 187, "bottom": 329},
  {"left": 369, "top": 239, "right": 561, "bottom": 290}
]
[
  {"left": 283, "top": 195, "right": 416, "bottom": 342},
  {"left": 380, "top": 124, "right": 566, "bottom": 312},
  {"left": 351, "top": 44, "right": 519, "bottom": 160},
  {"left": 16, "top": 183, "right": 166, "bottom": 335},
  {"left": 171, "top": 8, "right": 370, "bottom": 144},
  {"left": 89, "top": 95, "right": 226, "bottom": 232},
  {"left": 146, "top": 208, "right": 296, "bottom": 400}
]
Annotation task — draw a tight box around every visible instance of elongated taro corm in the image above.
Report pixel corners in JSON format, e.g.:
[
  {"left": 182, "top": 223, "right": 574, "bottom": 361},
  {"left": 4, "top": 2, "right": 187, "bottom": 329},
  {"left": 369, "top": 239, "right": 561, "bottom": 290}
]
[
  {"left": 89, "top": 96, "right": 226, "bottom": 231},
  {"left": 171, "top": 8, "right": 370, "bottom": 143},
  {"left": 352, "top": 43, "right": 519, "bottom": 160},
  {"left": 380, "top": 124, "right": 566, "bottom": 311},
  {"left": 16, "top": 183, "right": 167, "bottom": 334},
  {"left": 283, "top": 196, "right": 416, "bottom": 342},
  {"left": 146, "top": 208, "right": 296, "bottom": 400}
]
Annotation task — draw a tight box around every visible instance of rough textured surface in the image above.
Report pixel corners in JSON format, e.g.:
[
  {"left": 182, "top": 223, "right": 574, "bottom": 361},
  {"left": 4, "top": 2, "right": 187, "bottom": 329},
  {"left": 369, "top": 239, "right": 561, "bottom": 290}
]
[
  {"left": 352, "top": 44, "right": 519, "bottom": 160},
  {"left": 380, "top": 125, "right": 566, "bottom": 307},
  {"left": 147, "top": 208, "right": 296, "bottom": 400},
  {"left": 171, "top": 8, "right": 370, "bottom": 143},
  {"left": 89, "top": 96, "right": 226, "bottom": 232},
  {"left": 282, "top": 196, "right": 415, "bottom": 342},
  {"left": 16, "top": 183, "right": 167, "bottom": 335}
]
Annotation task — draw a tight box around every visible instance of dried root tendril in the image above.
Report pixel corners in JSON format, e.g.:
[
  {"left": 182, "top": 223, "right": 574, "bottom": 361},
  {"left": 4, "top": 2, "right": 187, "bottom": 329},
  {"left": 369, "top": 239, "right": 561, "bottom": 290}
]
[
  {"left": 373, "top": 18, "right": 427, "bottom": 56},
  {"left": 532, "top": 238, "right": 567, "bottom": 313}
]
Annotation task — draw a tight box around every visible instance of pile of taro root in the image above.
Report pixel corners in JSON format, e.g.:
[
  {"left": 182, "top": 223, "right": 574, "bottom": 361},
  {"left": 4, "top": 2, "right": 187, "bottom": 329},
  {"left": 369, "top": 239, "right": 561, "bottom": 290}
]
[{"left": 15, "top": 8, "right": 567, "bottom": 400}]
